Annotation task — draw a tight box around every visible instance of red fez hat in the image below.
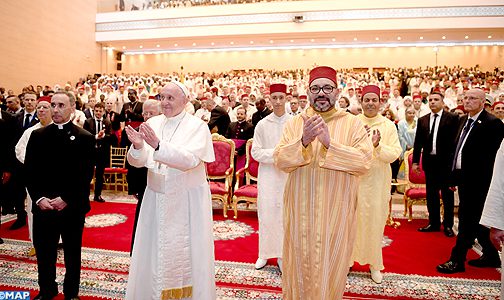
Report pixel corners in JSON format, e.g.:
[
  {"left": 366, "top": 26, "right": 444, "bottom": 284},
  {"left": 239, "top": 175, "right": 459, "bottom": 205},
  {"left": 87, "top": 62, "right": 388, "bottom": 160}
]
[
  {"left": 270, "top": 83, "right": 287, "bottom": 94},
  {"left": 362, "top": 85, "right": 381, "bottom": 99},
  {"left": 211, "top": 87, "right": 218, "bottom": 92},
  {"left": 200, "top": 97, "right": 208, "bottom": 101},
  {"left": 309, "top": 66, "right": 337, "bottom": 85},
  {"left": 77, "top": 86, "right": 84, "bottom": 91},
  {"left": 381, "top": 90, "right": 390, "bottom": 95},
  {"left": 348, "top": 88, "right": 355, "bottom": 91},
  {"left": 38, "top": 96, "right": 51, "bottom": 104},
  {"left": 356, "top": 88, "right": 362, "bottom": 93},
  {"left": 299, "top": 95, "right": 307, "bottom": 100},
  {"left": 241, "top": 94, "right": 249, "bottom": 99},
  {"left": 148, "top": 96, "right": 156, "bottom": 100},
  {"left": 413, "top": 94, "right": 422, "bottom": 100},
  {"left": 492, "top": 101, "right": 504, "bottom": 109},
  {"left": 455, "top": 105, "right": 466, "bottom": 113}
]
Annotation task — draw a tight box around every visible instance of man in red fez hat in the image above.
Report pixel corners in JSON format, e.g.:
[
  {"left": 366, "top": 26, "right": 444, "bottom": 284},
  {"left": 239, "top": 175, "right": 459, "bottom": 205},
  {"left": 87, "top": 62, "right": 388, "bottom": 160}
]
[
  {"left": 252, "top": 83, "right": 291, "bottom": 272},
  {"left": 274, "top": 66, "right": 373, "bottom": 299},
  {"left": 350, "top": 85, "right": 402, "bottom": 284}
]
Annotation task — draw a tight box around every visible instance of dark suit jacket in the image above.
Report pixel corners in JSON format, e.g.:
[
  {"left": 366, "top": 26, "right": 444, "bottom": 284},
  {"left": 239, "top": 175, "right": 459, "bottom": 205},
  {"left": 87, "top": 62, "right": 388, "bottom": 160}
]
[
  {"left": 208, "top": 105, "right": 231, "bottom": 136},
  {"left": 225, "top": 121, "right": 254, "bottom": 155},
  {"left": 16, "top": 109, "right": 39, "bottom": 133},
  {"left": 84, "top": 108, "right": 94, "bottom": 120},
  {"left": 252, "top": 107, "right": 272, "bottom": 127},
  {"left": 413, "top": 111, "right": 459, "bottom": 175},
  {"left": 456, "top": 109, "right": 504, "bottom": 196},
  {"left": 104, "top": 110, "right": 121, "bottom": 131},
  {"left": 83, "top": 117, "right": 113, "bottom": 164},
  {"left": 25, "top": 123, "right": 95, "bottom": 215},
  {"left": 119, "top": 101, "right": 144, "bottom": 123},
  {"left": 0, "top": 111, "right": 18, "bottom": 173}
]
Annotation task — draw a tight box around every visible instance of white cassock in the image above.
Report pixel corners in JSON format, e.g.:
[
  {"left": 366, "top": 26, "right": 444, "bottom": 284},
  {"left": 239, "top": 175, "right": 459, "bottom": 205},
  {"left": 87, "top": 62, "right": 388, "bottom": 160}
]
[
  {"left": 126, "top": 111, "right": 216, "bottom": 300},
  {"left": 480, "top": 140, "right": 504, "bottom": 300},
  {"left": 251, "top": 112, "right": 291, "bottom": 259}
]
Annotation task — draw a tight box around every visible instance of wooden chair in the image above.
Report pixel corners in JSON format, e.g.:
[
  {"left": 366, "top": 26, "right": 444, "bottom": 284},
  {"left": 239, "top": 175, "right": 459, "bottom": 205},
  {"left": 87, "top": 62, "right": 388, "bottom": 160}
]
[
  {"left": 403, "top": 148, "right": 427, "bottom": 221},
  {"left": 232, "top": 139, "right": 258, "bottom": 219},
  {"left": 104, "top": 146, "right": 128, "bottom": 192},
  {"left": 206, "top": 133, "right": 235, "bottom": 217}
]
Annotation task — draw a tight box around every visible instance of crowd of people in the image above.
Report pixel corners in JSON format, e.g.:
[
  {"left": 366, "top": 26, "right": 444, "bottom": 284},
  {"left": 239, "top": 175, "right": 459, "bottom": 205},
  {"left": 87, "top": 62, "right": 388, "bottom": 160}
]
[
  {"left": 0, "top": 64, "right": 503, "bottom": 299},
  {"left": 115, "top": 0, "right": 297, "bottom": 11}
]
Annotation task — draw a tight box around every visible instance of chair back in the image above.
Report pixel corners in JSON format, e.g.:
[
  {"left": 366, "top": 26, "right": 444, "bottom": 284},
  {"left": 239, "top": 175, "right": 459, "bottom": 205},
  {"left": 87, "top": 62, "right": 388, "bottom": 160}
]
[
  {"left": 404, "top": 148, "right": 426, "bottom": 185},
  {"left": 206, "top": 133, "right": 235, "bottom": 178},
  {"left": 110, "top": 146, "right": 128, "bottom": 168},
  {"left": 244, "top": 139, "right": 259, "bottom": 182}
]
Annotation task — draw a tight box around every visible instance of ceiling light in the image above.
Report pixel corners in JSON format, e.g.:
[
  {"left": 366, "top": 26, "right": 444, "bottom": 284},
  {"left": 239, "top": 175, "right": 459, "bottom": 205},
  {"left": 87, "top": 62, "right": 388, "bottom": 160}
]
[
  {"left": 353, "top": 37, "right": 357, "bottom": 41},
  {"left": 419, "top": 36, "right": 424, "bottom": 40},
  {"left": 290, "top": 40, "right": 294, "bottom": 43},
  {"left": 211, "top": 42, "right": 215, "bottom": 46},
  {"left": 310, "top": 39, "right": 315, "bottom": 42},
  {"left": 465, "top": 36, "right": 469, "bottom": 39},
  {"left": 230, "top": 41, "right": 234, "bottom": 45},
  {"left": 122, "top": 46, "right": 126, "bottom": 50},
  {"left": 442, "top": 36, "right": 446, "bottom": 39},
  {"left": 139, "top": 45, "right": 143, "bottom": 48},
  {"left": 397, "top": 37, "right": 401, "bottom": 41},
  {"left": 174, "top": 43, "right": 178, "bottom": 47},
  {"left": 488, "top": 35, "right": 492, "bottom": 39},
  {"left": 156, "top": 44, "right": 160, "bottom": 48},
  {"left": 332, "top": 38, "right": 336, "bottom": 42},
  {"left": 192, "top": 42, "right": 196, "bottom": 46},
  {"left": 250, "top": 41, "right": 254, "bottom": 44},
  {"left": 375, "top": 37, "right": 379, "bottom": 41},
  {"left": 269, "top": 40, "right": 274, "bottom": 44}
]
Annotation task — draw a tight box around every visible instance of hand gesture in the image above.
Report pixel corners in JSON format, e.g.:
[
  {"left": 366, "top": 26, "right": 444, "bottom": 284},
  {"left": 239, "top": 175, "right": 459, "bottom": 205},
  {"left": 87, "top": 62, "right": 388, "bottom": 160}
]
[
  {"left": 38, "top": 197, "right": 55, "bottom": 211},
  {"left": 411, "top": 163, "right": 421, "bottom": 175},
  {"left": 49, "top": 197, "right": 67, "bottom": 211},
  {"left": 97, "top": 129, "right": 105, "bottom": 139},
  {"left": 371, "top": 129, "right": 381, "bottom": 148},
  {"left": 125, "top": 125, "right": 144, "bottom": 149},
  {"left": 139, "top": 123, "right": 160, "bottom": 149},
  {"left": 490, "top": 228, "right": 504, "bottom": 250},
  {"left": 2, "top": 171, "right": 11, "bottom": 184},
  {"left": 301, "top": 114, "right": 323, "bottom": 147},
  {"left": 316, "top": 121, "right": 330, "bottom": 148}
]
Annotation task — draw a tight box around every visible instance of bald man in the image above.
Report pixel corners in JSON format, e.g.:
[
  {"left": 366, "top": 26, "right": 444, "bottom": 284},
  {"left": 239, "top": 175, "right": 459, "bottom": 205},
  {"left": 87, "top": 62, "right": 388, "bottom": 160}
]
[
  {"left": 438, "top": 89, "right": 504, "bottom": 274},
  {"left": 124, "top": 83, "right": 216, "bottom": 299}
]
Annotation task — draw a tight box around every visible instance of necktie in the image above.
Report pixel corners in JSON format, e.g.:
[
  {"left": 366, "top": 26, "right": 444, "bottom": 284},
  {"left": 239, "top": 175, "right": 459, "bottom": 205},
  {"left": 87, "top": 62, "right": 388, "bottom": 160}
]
[
  {"left": 428, "top": 114, "right": 438, "bottom": 151},
  {"left": 96, "top": 120, "right": 102, "bottom": 133},
  {"left": 452, "top": 118, "right": 474, "bottom": 170},
  {"left": 24, "top": 114, "right": 31, "bottom": 129}
]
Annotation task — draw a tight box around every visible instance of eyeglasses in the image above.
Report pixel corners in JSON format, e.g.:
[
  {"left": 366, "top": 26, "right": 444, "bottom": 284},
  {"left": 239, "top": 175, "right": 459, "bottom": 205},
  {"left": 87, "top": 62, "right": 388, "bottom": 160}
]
[{"left": 309, "top": 85, "right": 335, "bottom": 94}]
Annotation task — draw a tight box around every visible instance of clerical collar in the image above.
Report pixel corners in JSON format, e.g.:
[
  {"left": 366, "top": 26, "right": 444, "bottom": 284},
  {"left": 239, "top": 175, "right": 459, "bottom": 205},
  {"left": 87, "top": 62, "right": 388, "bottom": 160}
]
[
  {"left": 55, "top": 119, "right": 72, "bottom": 129},
  {"left": 165, "top": 110, "right": 186, "bottom": 122}
]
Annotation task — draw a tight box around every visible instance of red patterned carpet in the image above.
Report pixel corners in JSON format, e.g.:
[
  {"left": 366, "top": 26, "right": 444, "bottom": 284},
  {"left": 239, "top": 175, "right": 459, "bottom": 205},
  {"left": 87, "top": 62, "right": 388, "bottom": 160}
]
[{"left": 0, "top": 197, "right": 501, "bottom": 299}]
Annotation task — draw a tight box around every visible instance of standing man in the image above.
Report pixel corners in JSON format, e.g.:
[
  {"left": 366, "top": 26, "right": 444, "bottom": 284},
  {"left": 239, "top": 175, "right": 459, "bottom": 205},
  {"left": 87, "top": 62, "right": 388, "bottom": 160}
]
[
  {"left": 414, "top": 91, "right": 459, "bottom": 237},
  {"left": 0, "top": 108, "right": 18, "bottom": 243},
  {"left": 274, "top": 66, "right": 373, "bottom": 299},
  {"left": 225, "top": 107, "right": 254, "bottom": 156},
  {"left": 251, "top": 83, "right": 292, "bottom": 272},
  {"left": 24, "top": 91, "right": 95, "bottom": 300},
  {"left": 350, "top": 85, "right": 402, "bottom": 284},
  {"left": 120, "top": 89, "right": 143, "bottom": 129},
  {"left": 437, "top": 89, "right": 504, "bottom": 274},
  {"left": 125, "top": 82, "right": 216, "bottom": 299},
  {"left": 207, "top": 98, "right": 231, "bottom": 136},
  {"left": 251, "top": 99, "right": 271, "bottom": 127},
  {"left": 83, "top": 102, "right": 112, "bottom": 203},
  {"left": 480, "top": 140, "right": 504, "bottom": 299}
]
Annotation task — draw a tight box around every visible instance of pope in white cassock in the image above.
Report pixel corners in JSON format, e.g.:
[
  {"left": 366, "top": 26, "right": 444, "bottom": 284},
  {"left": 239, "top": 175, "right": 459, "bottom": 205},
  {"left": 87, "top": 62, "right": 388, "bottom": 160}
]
[
  {"left": 125, "top": 82, "right": 216, "bottom": 300},
  {"left": 251, "top": 83, "right": 292, "bottom": 272}
]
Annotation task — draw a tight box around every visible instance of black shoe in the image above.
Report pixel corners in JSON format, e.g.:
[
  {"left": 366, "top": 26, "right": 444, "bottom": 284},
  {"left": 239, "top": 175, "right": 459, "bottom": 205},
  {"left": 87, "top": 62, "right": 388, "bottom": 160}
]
[
  {"left": 65, "top": 296, "right": 80, "bottom": 300},
  {"left": 9, "top": 218, "right": 26, "bottom": 230},
  {"left": 33, "top": 290, "right": 58, "bottom": 300},
  {"left": 1, "top": 208, "right": 15, "bottom": 216},
  {"left": 468, "top": 256, "right": 501, "bottom": 268},
  {"left": 443, "top": 227, "right": 455, "bottom": 237},
  {"left": 418, "top": 224, "right": 440, "bottom": 232},
  {"left": 0, "top": 237, "right": 4, "bottom": 244},
  {"left": 94, "top": 196, "right": 105, "bottom": 203},
  {"left": 436, "top": 260, "right": 465, "bottom": 274}
]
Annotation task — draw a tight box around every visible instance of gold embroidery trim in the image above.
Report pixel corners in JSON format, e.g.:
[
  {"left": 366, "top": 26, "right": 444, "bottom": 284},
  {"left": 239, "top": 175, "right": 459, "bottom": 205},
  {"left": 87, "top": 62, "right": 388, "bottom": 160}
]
[{"left": 161, "top": 286, "right": 193, "bottom": 299}]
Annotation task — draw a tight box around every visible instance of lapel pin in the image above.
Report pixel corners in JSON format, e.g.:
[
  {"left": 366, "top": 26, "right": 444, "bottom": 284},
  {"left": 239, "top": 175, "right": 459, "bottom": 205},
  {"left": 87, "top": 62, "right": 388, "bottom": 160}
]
[
  {"left": 70, "top": 136, "right": 75, "bottom": 141},
  {"left": 477, "top": 120, "right": 481, "bottom": 124}
]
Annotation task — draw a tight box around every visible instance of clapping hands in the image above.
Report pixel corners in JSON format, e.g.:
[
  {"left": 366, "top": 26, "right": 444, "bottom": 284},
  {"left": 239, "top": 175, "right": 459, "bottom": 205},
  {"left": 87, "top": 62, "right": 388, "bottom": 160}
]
[
  {"left": 301, "top": 114, "right": 330, "bottom": 148},
  {"left": 125, "top": 123, "right": 160, "bottom": 150}
]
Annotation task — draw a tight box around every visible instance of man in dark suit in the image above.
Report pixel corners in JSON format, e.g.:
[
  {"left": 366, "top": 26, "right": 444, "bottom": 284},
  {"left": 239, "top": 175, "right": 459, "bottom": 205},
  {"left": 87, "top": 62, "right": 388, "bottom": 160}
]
[
  {"left": 437, "top": 88, "right": 504, "bottom": 274},
  {"left": 25, "top": 91, "right": 95, "bottom": 300},
  {"left": 251, "top": 99, "right": 271, "bottom": 127},
  {"left": 0, "top": 110, "right": 18, "bottom": 243},
  {"left": 83, "top": 96, "right": 96, "bottom": 119},
  {"left": 207, "top": 98, "right": 231, "bottom": 135},
  {"left": 119, "top": 89, "right": 144, "bottom": 128},
  {"left": 413, "top": 91, "right": 459, "bottom": 237},
  {"left": 8, "top": 92, "right": 40, "bottom": 230},
  {"left": 226, "top": 106, "right": 254, "bottom": 156},
  {"left": 83, "top": 102, "right": 112, "bottom": 203}
]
